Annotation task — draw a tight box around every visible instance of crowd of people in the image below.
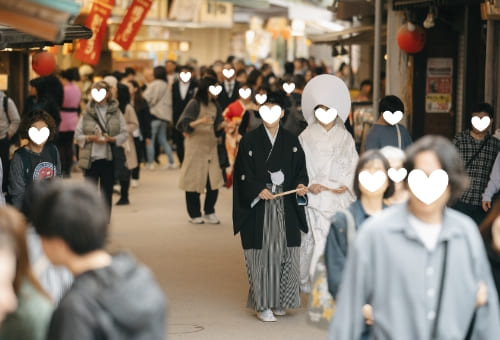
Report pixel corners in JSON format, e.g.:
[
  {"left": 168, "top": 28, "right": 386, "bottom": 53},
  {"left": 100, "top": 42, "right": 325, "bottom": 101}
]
[{"left": 0, "top": 53, "right": 499, "bottom": 340}]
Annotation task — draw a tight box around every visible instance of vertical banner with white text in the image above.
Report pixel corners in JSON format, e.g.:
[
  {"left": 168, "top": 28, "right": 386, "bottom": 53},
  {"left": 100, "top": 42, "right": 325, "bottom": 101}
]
[
  {"left": 112, "top": 0, "right": 153, "bottom": 50},
  {"left": 75, "top": 0, "right": 115, "bottom": 65}
]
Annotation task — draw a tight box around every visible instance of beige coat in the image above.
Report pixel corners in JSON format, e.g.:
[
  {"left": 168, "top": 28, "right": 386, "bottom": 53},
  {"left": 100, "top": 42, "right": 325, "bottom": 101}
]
[
  {"left": 178, "top": 102, "right": 224, "bottom": 193},
  {"left": 123, "top": 104, "right": 138, "bottom": 170}
]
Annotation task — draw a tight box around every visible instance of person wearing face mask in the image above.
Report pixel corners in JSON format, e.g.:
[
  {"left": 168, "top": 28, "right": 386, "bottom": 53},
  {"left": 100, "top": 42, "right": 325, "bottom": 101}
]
[
  {"left": 176, "top": 76, "right": 226, "bottom": 224},
  {"left": 233, "top": 91, "right": 309, "bottom": 322},
  {"left": 8, "top": 110, "right": 61, "bottom": 210},
  {"left": 298, "top": 75, "right": 358, "bottom": 293},
  {"left": 74, "top": 80, "right": 128, "bottom": 213},
  {"left": 454, "top": 102, "right": 500, "bottom": 225},
  {"left": 329, "top": 135, "right": 500, "bottom": 340}
]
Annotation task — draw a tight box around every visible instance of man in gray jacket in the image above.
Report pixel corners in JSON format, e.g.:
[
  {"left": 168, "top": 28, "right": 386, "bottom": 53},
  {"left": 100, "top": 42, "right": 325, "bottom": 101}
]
[{"left": 330, "top": 135, "right": 500, "bottom": 340}]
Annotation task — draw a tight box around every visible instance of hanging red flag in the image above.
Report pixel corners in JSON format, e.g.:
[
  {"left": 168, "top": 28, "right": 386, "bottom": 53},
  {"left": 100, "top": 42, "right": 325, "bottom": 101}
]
[
  {"left": 75, "top": 0, "right": 115, "bottom": 65},
  {"left": 112, "top": 0, "right": 153, "bottom": 50}
]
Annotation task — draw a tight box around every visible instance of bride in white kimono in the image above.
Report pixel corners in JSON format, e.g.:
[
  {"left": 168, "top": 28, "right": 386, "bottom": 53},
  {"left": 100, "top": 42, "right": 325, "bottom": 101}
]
[{"left": 298, "top": 75, "right": 358, "bottom": 292}]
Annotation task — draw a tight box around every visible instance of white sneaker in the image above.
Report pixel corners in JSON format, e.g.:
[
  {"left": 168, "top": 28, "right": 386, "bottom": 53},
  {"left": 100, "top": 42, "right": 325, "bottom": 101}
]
[
  {"left": 257, "top": 309, "right": 277, "bottom": 322},
  {"left": 145, "top": 163, "right": 155, "bottom": 171},
  {"left": 189, "top": 217, "right": 204, "bottom": 224},
  {"left": 273, "top": 309, "right": 286, "bottom": 316},
  {"left": 203, "top": 213, "right": 220, "bottom": 224},
  {"left": 164, "top": 163, "right": 179, "bottom": 170},
  {"left": 131, "top": 179, "right": 139, "bottom": 188}
]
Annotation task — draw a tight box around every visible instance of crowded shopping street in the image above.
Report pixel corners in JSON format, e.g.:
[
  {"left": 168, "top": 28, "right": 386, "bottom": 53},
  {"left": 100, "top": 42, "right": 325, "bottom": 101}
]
[{"left": 1, "top": 0, "right": 500, "bottom": 339}]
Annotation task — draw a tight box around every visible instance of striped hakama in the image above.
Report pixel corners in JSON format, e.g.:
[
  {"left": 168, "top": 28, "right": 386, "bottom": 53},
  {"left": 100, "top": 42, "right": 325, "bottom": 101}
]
[{"left": 244, "top": 185, "right": 301, "bottom": 311}]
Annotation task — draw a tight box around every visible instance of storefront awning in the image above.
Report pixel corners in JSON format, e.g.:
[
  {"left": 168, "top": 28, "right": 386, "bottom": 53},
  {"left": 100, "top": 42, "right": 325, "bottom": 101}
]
[
  {"left": 0, "top": 24, "right": 92, "bottom": 49},
  {"left": 309, "top": 24, "right": 387, "bottom": 45}
]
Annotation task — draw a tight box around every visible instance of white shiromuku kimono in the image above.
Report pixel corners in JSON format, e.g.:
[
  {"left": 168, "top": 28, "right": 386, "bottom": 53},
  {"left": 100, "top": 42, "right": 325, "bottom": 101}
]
[{"left": 298, "top": 118, "right": 358, "bottom": 291}]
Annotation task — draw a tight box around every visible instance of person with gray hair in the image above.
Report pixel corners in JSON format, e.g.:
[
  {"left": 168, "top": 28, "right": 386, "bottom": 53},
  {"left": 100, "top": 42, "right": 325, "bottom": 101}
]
[{"left": 329, "top": 135, "right": 500, "bottom": 339}]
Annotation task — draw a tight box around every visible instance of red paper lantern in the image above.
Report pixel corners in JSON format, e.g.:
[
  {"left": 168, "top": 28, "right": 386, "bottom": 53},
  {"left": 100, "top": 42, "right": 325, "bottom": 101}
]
[
  {"left": 32, "top": 52, "right": 56, "bottom": 76},
  {"left": 397, "top": 23, "right": 426, "bottom": 54}
]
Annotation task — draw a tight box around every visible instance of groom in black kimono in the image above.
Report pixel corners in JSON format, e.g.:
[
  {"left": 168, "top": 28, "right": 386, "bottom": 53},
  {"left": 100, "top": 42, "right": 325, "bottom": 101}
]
[{"left": 232, "top": 91, "right": 309, "bottom": 322}]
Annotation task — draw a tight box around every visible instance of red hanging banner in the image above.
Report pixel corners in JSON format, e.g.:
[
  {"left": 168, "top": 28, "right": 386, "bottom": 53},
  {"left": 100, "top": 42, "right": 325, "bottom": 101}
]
[
  {"left": 75, "top": 0, "right": 115, "bottom": 65},
  {"left": 112, "top": 0, "right": 153, "bottom": 50}
]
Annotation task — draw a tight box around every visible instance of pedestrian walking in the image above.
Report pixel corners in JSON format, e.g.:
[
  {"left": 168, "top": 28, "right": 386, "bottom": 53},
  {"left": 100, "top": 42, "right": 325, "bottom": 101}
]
[
  {"left": 8, "top": 110, "right": 61, "bottom": 209},
  {"left": 233, "top": 91, "right": 309, "bottom": 322},
  {"left": 126, "top": 79, "right": 152, "bottom": 188},
  {"left": 453, "top": 102, "right": 500, "bottom": 225},
  {"left": 298, "top": 74, "right": 358, "bottom": 293},
  {"left": 176, "top": 76, "right": 226, "bottom": 224},
  {"left": 74, "top": 80, "right": 128, "bottom": 213},
  {"left": 329, "top": 135, "right": 500, "bottom": 339},
  {"left": 30, "top": 180, "right": 167, "bottom": 340},
  {"left": 143, "top": 66, "right": 177, "bottom": 170}
]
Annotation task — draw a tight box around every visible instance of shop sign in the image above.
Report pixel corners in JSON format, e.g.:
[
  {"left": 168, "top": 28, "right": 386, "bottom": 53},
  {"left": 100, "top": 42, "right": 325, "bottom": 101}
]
[
  {"left": 113, "top": 0, "right": 153, "bottom": 50},
  {"left": 168, "top": 0, "right": 203, "bottom": 22},
  {"left": 75, "top": 0, "right": 115, "bottom": 65},
  {"left": 425, "top": 58, "right": 453, "bottom": 113},
  {"left": 197, "top": 0, "right": 233, "bottom": 26}
]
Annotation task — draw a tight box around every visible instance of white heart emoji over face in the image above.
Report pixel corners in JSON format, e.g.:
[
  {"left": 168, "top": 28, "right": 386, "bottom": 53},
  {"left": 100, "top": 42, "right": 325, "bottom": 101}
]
[
  {"left": 91, "top": 88, "right": 107, "bottom": 103},
  {"left": 28, "top": 127, "right": 50, "bottom": 145},
  {"left": 314, "top": 107, "right": 338, "bottom": 125},
  {"left": 388, "top": 167, "right": 408, "bottom": 183},
  {"left": 408, "top": 169, "right": 448, "bottom": 205},
  {"left": 382, "top": 110, "right": 403, "bottom": 126},
  {"left": 259, "top": 105, "right": 282, "bottom": 124},
  {"left": 471, "top": 116, "right": 491, "bottom": 132},
  {"left": 255, "top": 94, "right": 267, "bottom": 105},
  {"left": 239, "top": 88, "right": 252, "bottom": 100},
  {"left": 222, "top": 68, "right": 235, "bottom": 79},
  {"left": 358, "top": 170, "right": 387, "bottom": 193},
  {"left": 282, "top": 82, "right": 295, "bottom": 94},
  {"left": 179, "top": 71, "right": 191, "bottom": 83},
  {"left": 209, "top": 85, "right": 222, "bottom": 96}
]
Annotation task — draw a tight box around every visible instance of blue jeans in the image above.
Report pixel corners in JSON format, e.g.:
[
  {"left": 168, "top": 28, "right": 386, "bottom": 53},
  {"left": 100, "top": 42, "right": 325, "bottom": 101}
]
[{"left": 146, "top": 119, "right": 174, "bottom": 164}]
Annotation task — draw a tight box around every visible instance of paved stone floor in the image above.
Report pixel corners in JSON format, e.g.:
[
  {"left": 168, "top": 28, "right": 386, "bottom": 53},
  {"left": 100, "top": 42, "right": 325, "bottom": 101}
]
[{"left": 78, "top": 160, "right": 327, "bottom": 340}]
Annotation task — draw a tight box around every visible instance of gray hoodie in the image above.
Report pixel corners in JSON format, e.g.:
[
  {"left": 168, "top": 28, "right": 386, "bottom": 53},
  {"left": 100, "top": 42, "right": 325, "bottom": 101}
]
[{"left": 47, "top": 252, "right": 167, "bottom": 340}]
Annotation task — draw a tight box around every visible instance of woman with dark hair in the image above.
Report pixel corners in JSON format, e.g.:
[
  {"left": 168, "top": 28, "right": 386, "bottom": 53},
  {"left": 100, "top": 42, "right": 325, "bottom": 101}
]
[
  {"left": 126, "top": 79, "right": 152, "bottom": 188},
  {"left": 57, "top": 68, "right": 81, "bottom": 178},
  {"left": 143, "top": 66, "right": 176, "bottom": 170},
  {"left": 115, "top": 83, "right": 138, "bottom": 205},
  {"left": 8, "top": 110, "right": 61, "bottom": 209},
  {"left": 329, "top": 135, "right": 500, "bottom": 340},
  {"left": 364, "top": 95, "right": 412, "bottom": 151},
  {"left": 247, "top": 69, "right": 262, "bottom": 92},
  {"left": 0, "top": 206, "right": 53, "bottom": 340},
  {"left": 24, "top": 77, "right": 61, "bottom": 130},
  {"left": 325, "top": 150, "right": 393, "bottom": 298},
  {"left": 74, "top": 80, "right": 128, "bottom": 213},
  {"left": 479, "top": 200, "right": 500, "bottom": 305},
  {"left": 176, "top": 76, "right": 226, "bottom": 224}
]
